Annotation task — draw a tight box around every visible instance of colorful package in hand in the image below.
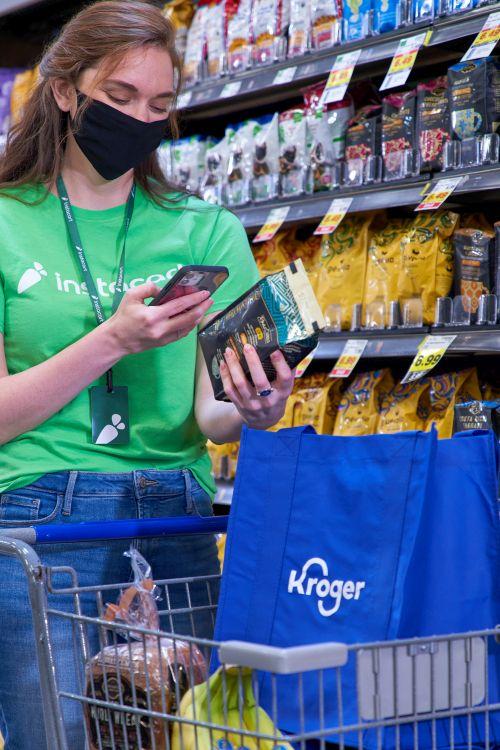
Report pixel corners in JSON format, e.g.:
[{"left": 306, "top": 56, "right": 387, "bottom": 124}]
[
  {"left": 398, "top": 210, "right": 459, "bottom": 325},
  {"left": 453, "top": 228, "right": 494, "bottom": 320},
  {"left": 427, "top": 368, "right": 482, "bottom": 438},
  {"left": 417, "top": 77, "right": 450, "bottom": 171},
  {"left": 378, "top": 379, "right": 431, "bottom": 434},
  {"left": 199, "top": 259, "right": 325, "bottom": 401},
  {"left": 382, "top": 91, "right": 417, "bottom": 179},
  {"left": 314, "top": 212, "right": 377, "bottom": 329},
  {"left": 448, "top": 58, "right": 500, "bottom": 141},
  {"left": 279, "top": 108, "right": 309, "bottom": 196},
  {"left": 334, "top": 368, "right": 394, "bottom": 436},
  {"left": 342, "top": 0, "right": 372, "bottom": 41}
]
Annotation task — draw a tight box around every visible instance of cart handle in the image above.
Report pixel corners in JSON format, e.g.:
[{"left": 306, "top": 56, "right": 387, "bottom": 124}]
[{"left": 0, "top": 515, "right": 228, "bottom": 545}]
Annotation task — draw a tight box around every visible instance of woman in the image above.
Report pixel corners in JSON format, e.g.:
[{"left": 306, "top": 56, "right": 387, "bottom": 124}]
[{"left": 0, "top": 2, "right": 294, "bottom": 747}]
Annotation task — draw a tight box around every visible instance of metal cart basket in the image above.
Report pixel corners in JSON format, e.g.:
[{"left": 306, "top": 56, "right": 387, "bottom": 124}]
[{"left": 0, "top": 517, "right": 498, "bottom": 750}]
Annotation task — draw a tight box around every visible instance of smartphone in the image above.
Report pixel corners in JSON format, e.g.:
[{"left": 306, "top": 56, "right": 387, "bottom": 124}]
[{"left": 148, "top": 265, "right": 229, "bottom": 307}]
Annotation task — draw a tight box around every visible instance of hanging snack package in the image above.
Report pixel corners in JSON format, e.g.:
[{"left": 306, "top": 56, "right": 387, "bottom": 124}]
[
  {"left": 162, "top": 0, "right": 196, "bottom": 61},
  {"left": 303, "top": 83, "right": 354, "bottom": 161},
  {"left": 453, "top": 228, "right": 494, "bottom": 321},
  {"left": 85, "top": 549, "right": 207, "bottom": 750},
  {"left": 343, "top": 0, "right": 372, "bottom": 42},
  {"left": 363, "top": 217, "right": 411, "bottom": 326},
  {"left": 294, "top": 374, "right": 344, "bottom": 434},
  {"left": 201, "top": 132, "right": 231, "bottom": 204},
  {"left": 345, "top": 105, "right": 382, "bottom": 161},
  {"left": 252, "top": 113, "right": 280, "bottom": 201},
  {"left": 183, "top": 4, "right": 209, "bottom": 86},
  {"left": 454, "top": 400, "right": 500, "bottom": 436},
  {"left": 269, "top": 380, "right": 305, "bottom": 430},
  {"left": 205, "top": 0, "right": 228, "bottom": 78},
  {"left": 314, "top": 212, "right": 377, "bottom": 329},
  {"left": 307, "top": 104, "right": 337, "bottom": 191},
  {"left": 378, "top": 379, "right": 431, "bottom": 434},
  {"left": 373, "top": 0, "right": 402, "bottom": 33},
  {"left": 226, "top": 0, "right": 253, "bottom": 72},
  {"left": 398, "top": 210, "right": 459, "bottom": 325},
  {"left": 199, "top": 259, "right": 325, "bottom": 401},
  {"left": 381, "top": 91, "right": 417, "bottom": 180},
  {"left": 288, "top": 0, "right": 311, "bottom": 56},
  {"left": 279, "top": 108, "right": 309, "bottom": 196},
  {"left": 448, "top": 58, "right": 500, "bottom": 141},
  {"left": 427, "top": 368, "right": 482, "bottom": 438},
  {"left": 172, "top": 136, "right": 214, "bottom": 192},
  {"left": 251, "top": 0, "right": 290, "bottom": 65},
  {"left": 413, "top": 0, "right": 440, "bottom": 22},
  {"left": 226, "top": 120, "right": 256, "bottom": 206},
  {"left": 417, "top": 77, "right": 450, "bottom": 172},
  {"left": 310, "top": 0, "right": 341, "bottom": 50},
  {"left": 334, "top": 368, "right": 395, "bottom": 436}
]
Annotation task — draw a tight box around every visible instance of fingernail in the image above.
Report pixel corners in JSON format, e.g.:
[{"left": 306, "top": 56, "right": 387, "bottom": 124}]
[
  {"left": 244, "top": 343, "right": 253, "bottom": 353},
  {"left": 219, "top": 360, "right": 226, "bottom": 371},
  {"left": 225, "top": 347, "right": 233, "bottom": 358},
  {"left": 271, "top": 350, "right": 280, "bottom": 360}
]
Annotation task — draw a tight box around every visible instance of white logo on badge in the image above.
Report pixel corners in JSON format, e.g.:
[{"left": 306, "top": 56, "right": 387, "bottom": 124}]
[
  {"left": 288, "top": 557, "right": 366, "bottom": 617},
  {"left": 17, "top": 262, "right": 48, "bottom": 294},
  {"left": 96, "top": 413, "right": 126, "bottom": 444}
]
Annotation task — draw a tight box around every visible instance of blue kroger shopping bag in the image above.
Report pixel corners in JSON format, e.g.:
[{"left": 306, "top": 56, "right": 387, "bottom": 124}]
[
  {"left": 214, "top": 426, "right": 500, "bottom": 747},
  {"left": 214, "top": 426, "right": 438, "bottom": 735}
]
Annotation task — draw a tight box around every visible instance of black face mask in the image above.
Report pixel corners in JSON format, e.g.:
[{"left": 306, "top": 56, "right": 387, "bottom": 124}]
[{"left": 71, "top": 92, "right": 170, "bottom": 180}]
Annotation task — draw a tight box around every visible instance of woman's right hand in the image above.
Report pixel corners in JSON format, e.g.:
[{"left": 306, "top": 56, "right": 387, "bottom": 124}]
[{"left": 105, "top": 281, "right": 214, "bottom": 355}]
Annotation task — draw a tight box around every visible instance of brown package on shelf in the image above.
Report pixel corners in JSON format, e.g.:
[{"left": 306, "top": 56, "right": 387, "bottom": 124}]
[
  {"left": 293, "top": 374, "right": 344, "bottom": 434},
  {"left": 426, "top": 368, "right": 482, "bottom": 438},
  {"left": 378, "top": 379, "right": 431, "bottom": 434},
  {"left": 314, "top": 212, "right": 379, "bottom": 329},
  {"left": 334, "top": 368, "right": 394, "bottom": 436},
  {"left": 397, "top": 210, "right": 459, "bottom": 325}
]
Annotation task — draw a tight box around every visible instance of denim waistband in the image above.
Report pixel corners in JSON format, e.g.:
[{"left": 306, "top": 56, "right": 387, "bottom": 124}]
[{"left": 26, "top": 468, "right": 193, "bottom": 499}]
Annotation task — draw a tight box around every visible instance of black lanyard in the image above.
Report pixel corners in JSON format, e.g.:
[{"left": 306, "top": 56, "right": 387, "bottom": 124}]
[{"left": 56, "top": 176, "right": 135, "bottom": 391}]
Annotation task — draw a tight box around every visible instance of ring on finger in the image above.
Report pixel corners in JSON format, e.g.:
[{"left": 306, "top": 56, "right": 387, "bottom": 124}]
[{"left": 257, "top": 387, "right": 274, "bottom": 398}]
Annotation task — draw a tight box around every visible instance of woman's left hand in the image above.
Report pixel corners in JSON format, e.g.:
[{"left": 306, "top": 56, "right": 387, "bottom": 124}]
[{"left": 219, "top": 344, "right": 294, "bottom": 430}]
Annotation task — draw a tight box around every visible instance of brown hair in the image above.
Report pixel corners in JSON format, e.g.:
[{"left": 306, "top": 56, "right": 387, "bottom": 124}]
[{"left": 0, "top": 0, "right": 184, "bottom": 205}]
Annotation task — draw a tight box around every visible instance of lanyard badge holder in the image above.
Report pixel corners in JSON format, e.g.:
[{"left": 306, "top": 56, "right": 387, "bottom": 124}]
[{"left": 57, "top": 176, "right": 135, "bottom": 446}]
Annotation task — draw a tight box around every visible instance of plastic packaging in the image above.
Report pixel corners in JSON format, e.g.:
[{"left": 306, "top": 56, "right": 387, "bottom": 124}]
[
  {"left": 448, "top": 58, "right": 500, "bottom": 141},
  {"left": 417, "top": 77, "right": 450, "bottom": 172},
  {"left": 183, "top": 5, "right": 209, "bottom": 86},
  {"left": 382, "top": 91, "right": 419, "bottom": 181},
  {"left": 311, "top": 0, "right": 341, "bottom": 49},
  {"left": 307, "top": 105, "right": 337, "bottom": 191},
  {"left": 251, "top": 0, "right": 290, "bottom": 65},
  {"left": 162, "top": 0, "right": 196, "bottom": 62},
  {"left": 453, "top": 228, "right": 494, "bottom": 322},
  {"left": 172, "top": 136, "right": 214, "bottom": 192},
  {"left": 205, "top": 1, "right": 228, "bottom": 78},
  {"left": 342, "top": 0, "right": 373, "bottom": 41},
  {"left": 288, "top": 0, "right": 311, "bottom": 56},
  {"left": 252, "top": 113, "right": 280, "bottom": 201},
  {"left": 345, "top": 105, "right": 383, "bottom": 186},
  {"left": 227, "top": 0, "right": 253, "bottom": 72},
  {"left": 199, "top": 259, "right": 325, "bottom": 401},
  {"left": 201, "top": 134, "right": 231, "bottom": 204},
  {"left": 226, "top": 121, "right": 256, "bottom": 206},
  {"left": 279, "top": 108, "right": 310, "bottom": 196},
  {"left": 84, "top": 549, "right": 208, "bottom": 750}
]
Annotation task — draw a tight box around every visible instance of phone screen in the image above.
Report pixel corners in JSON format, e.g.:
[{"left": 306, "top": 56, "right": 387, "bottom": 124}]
[{"left": 149, "top": 266, "right": 229, "bottom": 306}]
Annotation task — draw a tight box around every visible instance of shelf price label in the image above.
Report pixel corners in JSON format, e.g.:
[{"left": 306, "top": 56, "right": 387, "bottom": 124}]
[
  {"left": 253, "top": 206, "right": 290, "bottom": 243},
  {"left": 220, "top": 80, "right": 242, "bottom": 98},
  {"left": 329, "top": 339, "right": 368, "bottom": 379},
  {"left": 415, "top": 176, "right": 465, "bottom": 211},
  {"left": 321, "top": 50, "right": 361, "bottom": 105},
  {"left": 295, "top": 345, "right": 319, "bottom": 378},
  {"left": 274, "top": 66, "right": 297, "bottom": 85},
  {"left": 462, "top": 11, "right": 500, "bottom": 61},
  {"left": 401, "top": 335, "right": 456, "bottom": 384},
  {"left": 380, "top": 31, "right": 430, "bottom": 91},
  {"left": 314, "top": 197, "right": 353, "bottom": 235}
]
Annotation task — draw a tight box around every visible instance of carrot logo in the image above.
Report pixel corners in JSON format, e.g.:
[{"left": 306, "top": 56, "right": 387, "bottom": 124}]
[{"left": 17, "top": 262, "right": 48, "bottom": 294}]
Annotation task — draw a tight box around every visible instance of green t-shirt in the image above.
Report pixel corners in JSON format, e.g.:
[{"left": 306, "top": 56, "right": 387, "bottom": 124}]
[{"left": 0, "top": 184, "right": 259, "bottom": 497}]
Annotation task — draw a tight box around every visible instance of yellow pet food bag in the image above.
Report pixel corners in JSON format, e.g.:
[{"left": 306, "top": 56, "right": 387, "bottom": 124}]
[
  {"left": 426, "top": 368, "right": 482, "bottom": 438},
  {"left": 334, "top": 368, "right": 394, "bottom": 436},
  {"left": 378, "top": 380, "right": 431, "bottom": 434}
]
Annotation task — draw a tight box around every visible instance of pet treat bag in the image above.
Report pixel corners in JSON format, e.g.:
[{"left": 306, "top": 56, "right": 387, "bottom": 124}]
[
  {"left": 314, "top": 212, "right": 377, "bottom": 329},
  {"left": 377, "top": 379, "right": 431, "bottom": 434},
  {"left": 373, "top": 0, "right": 401, "bottom": 34},
  {"left": 311, "top": 0, "right": 341, "bottom": 49},
  {"left": 417, "top": 77, "right": 450, "bottom": 171},
  {"left": 334, "top": 368, "right": 395, "bottom": 436},
  {"left": 307, "top": 105, "right": 336, "bottom": 191},
  {"left": 199, "top": 259, "right": 325, "bottom": 401},
  {"left": 453, "top": 228, "right": 494, "bottom": 318},
  {"left": 427, "top": 368, "right": 482, "bottom": 438},
  {"left": 252, "top": 113, "right": 280, "bottom": 200},
  {"left": 183, "top": 5, "right": 209, "bottom": 85},
  {"left": 448, "top": 58, "right": 500, "bottom": 141},
  {"left": 398, "top": 210, "right": 459, "bottom": 325},
  {"left": 345, "top": 105, "right": 382, "bottom": 161},
  {"left": 382, "top": 91, "right": 416, "bottom": 176},
  {"left": 288, "top": 0, "right": 311, "bottom": 56},
  {"left": 364, "top": 217, "right": 411, "bottom": 324},
  {"left": 205, "top": 0, "right": 228, "bottom": 78},
  {"left": 454, "top": 401, "right": 500, "bottom": 436},
  {"left": 227, "top": 0, "right": 253, "bottom": 71},
  {"left": 251, "top": 0, "right": 290, "bottom": 64},
  {"left": 279, "top": 108, "right": 309, "bottom": 195},
  {"left": 293, "top": 374, "right": 344, "bottom": 434}
]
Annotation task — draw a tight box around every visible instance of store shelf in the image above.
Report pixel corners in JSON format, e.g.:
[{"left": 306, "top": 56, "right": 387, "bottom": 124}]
[
  {"left": 316, "top": 327, "right": 500, "bottom": 360},
  {"left": 234, "top": 164, "right": 500, "bottom": 232},
  {"left": 179, "top": 3, "right": 500, "bottom": 117}
]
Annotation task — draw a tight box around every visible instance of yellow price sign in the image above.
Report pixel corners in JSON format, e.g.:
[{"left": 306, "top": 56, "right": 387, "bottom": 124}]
[
  {"left": 326, "top": 67, "right": 352, "bottom": 88},
  {"left": 390, "top": 50, "right": 418, "bottom": 73},
  {"left": 380, "top": 32, "right": 428, "bottom": 91},
  {"left": 321, "top": 50, "right": 361, "bottom": 104},
  {"left": 253, "top": 206, "right": 290, "bottom": 243},
  {"left": 476, "top": 26, "right": 500, "bottom": 45},
  {"left": 415, "top": 176, "right": 465, "bottom": 211},
  {"left": 295, "top": 346, "right": 319, "bottom": 378},
  {"left": 329, "top": 339, "right": 368, "bottom": 378},
  {"left": 401, "top": 335, "right": 456, "bottom": 384},
  {"left": 314, "top": 197, "right": 353, "bottom": 236},
  {"left": 462, "top": 11, "right": 500, "bottom": 60}
]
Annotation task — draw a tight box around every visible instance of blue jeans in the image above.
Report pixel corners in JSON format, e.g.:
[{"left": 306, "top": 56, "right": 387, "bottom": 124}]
[{"left": 0, "top": 468, "right": 221, "bottom": 750}]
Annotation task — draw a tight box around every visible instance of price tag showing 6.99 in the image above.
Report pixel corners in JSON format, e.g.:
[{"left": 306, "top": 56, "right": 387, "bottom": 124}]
[{"left": 401, "top": 335, "right": 456, "bottom": 384}]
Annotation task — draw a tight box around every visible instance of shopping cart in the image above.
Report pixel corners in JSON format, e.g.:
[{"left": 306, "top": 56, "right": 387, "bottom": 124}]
[{"left": 0, "top": 517, "right": 498, "bottom": 750}]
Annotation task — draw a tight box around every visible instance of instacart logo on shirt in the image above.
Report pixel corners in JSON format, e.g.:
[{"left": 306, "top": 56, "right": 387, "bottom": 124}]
[{"left": 16, "top": 261, "right": 184, "bottom": 296}]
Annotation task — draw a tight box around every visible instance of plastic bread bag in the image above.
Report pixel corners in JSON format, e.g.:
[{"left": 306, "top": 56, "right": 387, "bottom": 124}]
[
  {"left": 252, "top": 113, "right": 280, "bottom": 201},
  {"left": 226, "top": 120, "right": 256, "bottom": 206},
  {"left": 227, "top": 0, "right": 253, "bottom": 72},
  {"left": 84, "top": 548, "right": 208, "bottom": 750},
  {"left": 279, "top": 108, "right": 309, "bottom": 196},
  {"left": 251, "top": 0, "right": 290, "bottom": 65},
  {"left": 377, "top": 379, "right": 431, "bottom": 434},
  {"left": 334, "top": 368, "right": 395, "bottom": 436},
  {"left": 426, "top": 368, "right": 482, "bottom": 438},
  {"left": 198, "top": 259, "right": 325, "bottom": 401}
]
